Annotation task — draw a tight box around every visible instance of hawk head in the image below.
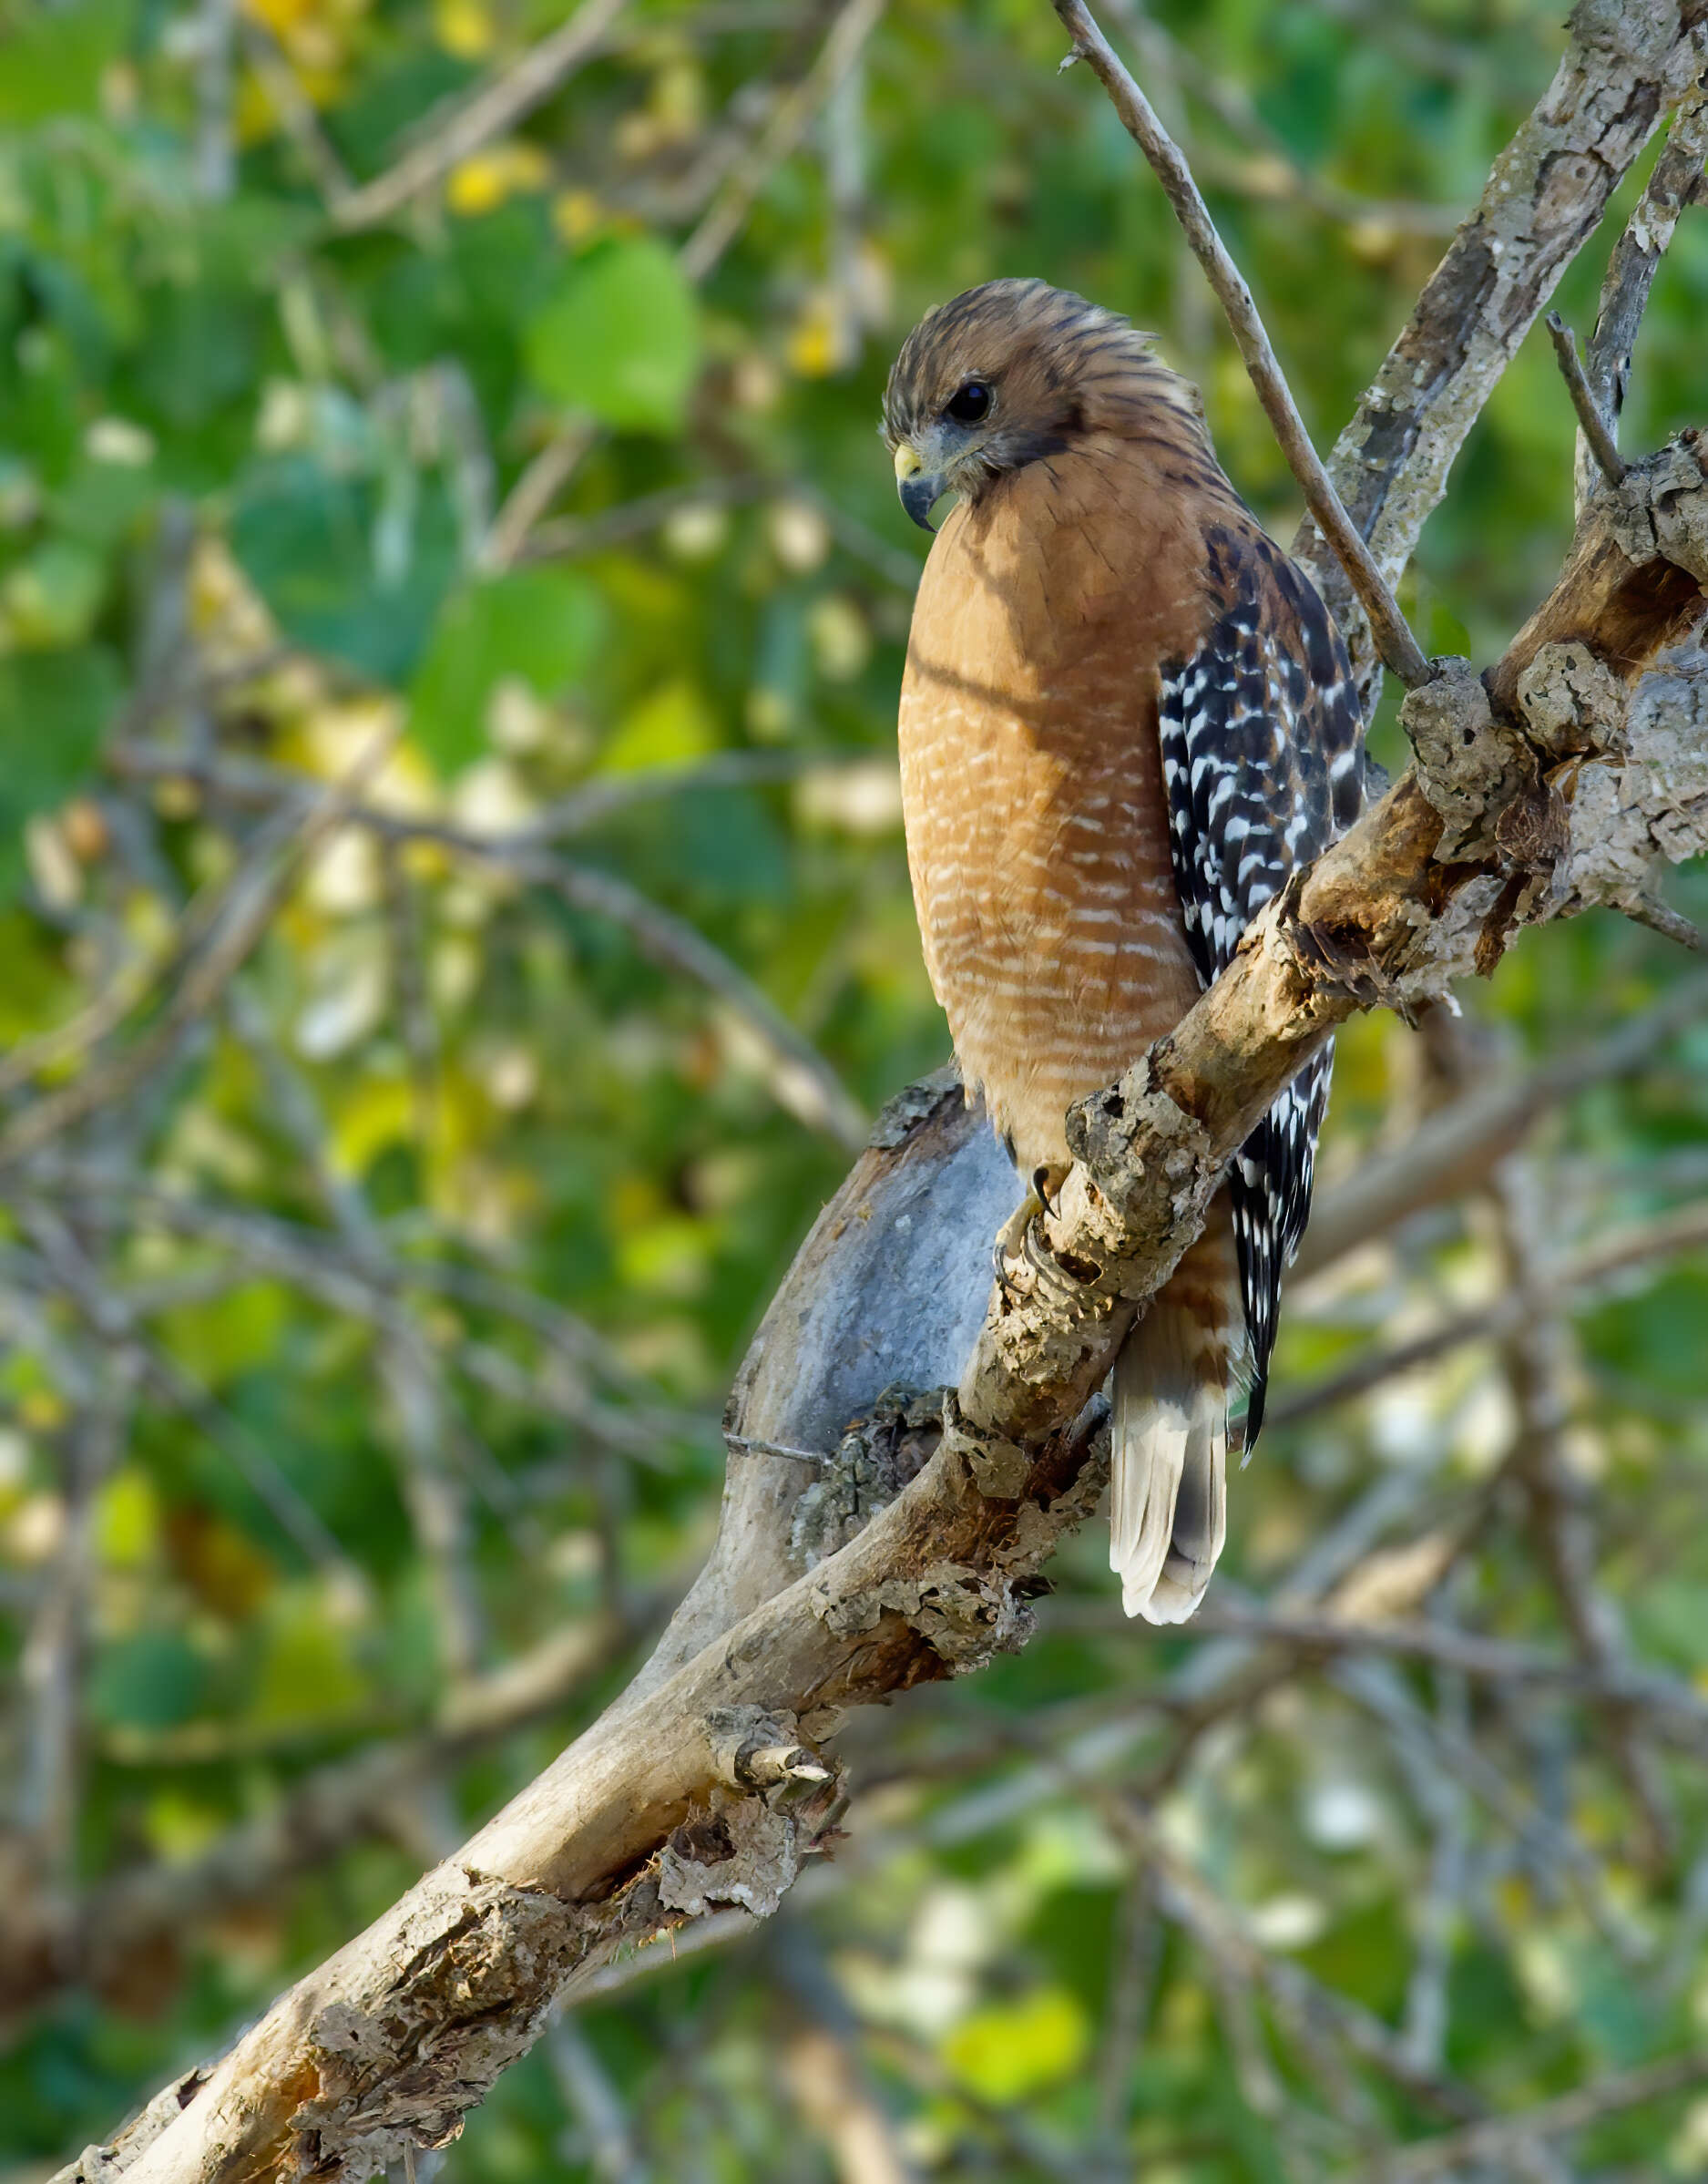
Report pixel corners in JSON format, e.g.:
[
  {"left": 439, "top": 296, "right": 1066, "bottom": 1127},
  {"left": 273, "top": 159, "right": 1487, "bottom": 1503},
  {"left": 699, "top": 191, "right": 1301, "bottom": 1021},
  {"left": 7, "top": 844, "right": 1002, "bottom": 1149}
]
[{"left": 882, "top": 277, "right": 1201, "bottom": 530}]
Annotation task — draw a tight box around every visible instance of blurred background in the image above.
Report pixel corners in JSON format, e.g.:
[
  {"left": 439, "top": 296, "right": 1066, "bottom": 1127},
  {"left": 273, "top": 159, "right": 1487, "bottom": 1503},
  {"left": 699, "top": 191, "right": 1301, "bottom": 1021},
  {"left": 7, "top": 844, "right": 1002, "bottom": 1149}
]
[{"left": 3, "top": 0, "right": 1708, "bottom": 2176}]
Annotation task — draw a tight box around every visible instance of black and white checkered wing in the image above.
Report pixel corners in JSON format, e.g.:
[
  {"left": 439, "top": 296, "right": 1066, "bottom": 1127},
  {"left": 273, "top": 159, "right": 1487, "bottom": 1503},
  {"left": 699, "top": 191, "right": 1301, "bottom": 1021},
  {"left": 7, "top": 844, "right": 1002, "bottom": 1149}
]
[{"left": 1158, "top": 524, "right": 1364, "bottom": 1443}]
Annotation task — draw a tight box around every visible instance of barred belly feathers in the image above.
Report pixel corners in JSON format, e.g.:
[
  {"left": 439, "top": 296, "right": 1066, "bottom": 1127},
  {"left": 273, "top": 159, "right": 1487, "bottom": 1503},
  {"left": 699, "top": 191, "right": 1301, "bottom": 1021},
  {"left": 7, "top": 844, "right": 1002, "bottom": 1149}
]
[{"left": 884, "top": 280, "right": 1363, "bottom": 1623}]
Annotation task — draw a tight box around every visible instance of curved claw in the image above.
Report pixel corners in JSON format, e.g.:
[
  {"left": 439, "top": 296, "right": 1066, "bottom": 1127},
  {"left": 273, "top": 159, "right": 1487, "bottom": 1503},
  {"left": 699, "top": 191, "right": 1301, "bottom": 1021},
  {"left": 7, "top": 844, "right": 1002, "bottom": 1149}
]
[{"left": 992, "top": 1188, "right": 1045, "bottom": 1297}]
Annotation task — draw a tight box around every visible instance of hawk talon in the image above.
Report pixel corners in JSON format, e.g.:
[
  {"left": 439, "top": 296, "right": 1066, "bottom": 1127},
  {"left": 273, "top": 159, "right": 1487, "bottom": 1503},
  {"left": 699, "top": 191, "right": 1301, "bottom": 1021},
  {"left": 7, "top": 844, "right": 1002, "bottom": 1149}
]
[{"left": 991, "top": 1188, "right": 1045, "bottom": 1297}]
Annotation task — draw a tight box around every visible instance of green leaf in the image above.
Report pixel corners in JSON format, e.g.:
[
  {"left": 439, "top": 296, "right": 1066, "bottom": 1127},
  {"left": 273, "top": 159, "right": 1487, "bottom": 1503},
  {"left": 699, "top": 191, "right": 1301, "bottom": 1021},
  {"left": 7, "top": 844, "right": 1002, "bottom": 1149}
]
[
  {"left": 0, "top": 0, "right": 134, "bottom": 125},
  {"left": 0, "top": 642, "right": 120, "bottom": 892},
  {"left": 91, "top": 1630, "right": 206, "bottom": 1731},
  {"left": 409, "top": 566, "right": 606, "bottom": 773},
  {"left": 229, "top": 455, "right": 459, "bottom": 684},
  {"left": 524, "top": 237, "right": 700, "bottom": 435}
]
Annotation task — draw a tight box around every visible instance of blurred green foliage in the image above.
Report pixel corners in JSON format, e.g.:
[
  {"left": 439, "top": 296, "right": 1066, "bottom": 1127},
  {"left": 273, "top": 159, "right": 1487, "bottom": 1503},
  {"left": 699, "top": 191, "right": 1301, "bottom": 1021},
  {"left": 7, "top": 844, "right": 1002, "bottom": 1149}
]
[{"left": 4, "top": 0, "right": 1708, "bottom": 2177}]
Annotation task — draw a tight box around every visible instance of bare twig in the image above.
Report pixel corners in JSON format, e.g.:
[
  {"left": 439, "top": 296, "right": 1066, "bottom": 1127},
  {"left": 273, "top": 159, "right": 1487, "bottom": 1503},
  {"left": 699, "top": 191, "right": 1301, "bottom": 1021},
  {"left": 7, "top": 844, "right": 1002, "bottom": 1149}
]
[
  {"left": 238, "top": 17, "right": 353, "bottom": 204},
  {"left": 1099, "top": 0, "right": 1458, "bottom": 238},
  {"left": 1271, "top": 1195, "right": 1708, "bottom": 1434},
  {"left": 546, "top": 2020, "right": 649, "bottom": 2184},
  {"left": 1580, "top": 85, "right": 1708, "bottom": 510},
  {"left": 103, "top": 743, "right": 869, "bottom": 1150},
  {"left": 1374, "top": 2050, "right": 1708, "bottom": 2180},
  {"left": 1621, "top": 893, "right": 1704, "bottom": 951},
  {"left": 1296, "top": 969, "right": 1708, "bottom": 1276},
  {"left": 680, "top": 0, "right": 887, "bottom": 282},
  {"left": 1487, "top": 1157, "right": 1674, "bottom": 1866},
  {"left": 1049, "top": 0, "right": 1432, "bottom": 690},
  {"left": 328, "top": 0, "right": 632, "bottom": 232},
  {"left": 1544, "top": 312, "right": 1628, "bottom": 487},
  {"left": 485, "top": 0, "right": 886, "bottom": 568},
  {"left": 0, "top": 1599, "right": 659, "bottom": 2020},
  {"left": 0, "top": 723, "right": 398, "bottom": 1169},
  {"left": 482, "top": 422, "right": 599, "bottom": 576}
]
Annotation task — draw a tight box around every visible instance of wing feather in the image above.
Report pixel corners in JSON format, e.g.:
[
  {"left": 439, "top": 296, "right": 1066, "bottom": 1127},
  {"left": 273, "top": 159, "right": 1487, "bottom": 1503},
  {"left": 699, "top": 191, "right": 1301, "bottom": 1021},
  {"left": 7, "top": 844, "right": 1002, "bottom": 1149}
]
[{"left": 1157, "top": 523, "right": 1363, "bottom": 1441}]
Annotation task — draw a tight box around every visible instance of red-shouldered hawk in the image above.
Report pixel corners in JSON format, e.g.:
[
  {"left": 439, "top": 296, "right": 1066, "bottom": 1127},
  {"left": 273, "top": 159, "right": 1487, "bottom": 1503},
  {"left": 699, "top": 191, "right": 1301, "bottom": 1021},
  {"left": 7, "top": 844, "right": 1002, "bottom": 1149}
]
[{"left": 884, "top": 279, "right": 1362, "bottom": 1624}]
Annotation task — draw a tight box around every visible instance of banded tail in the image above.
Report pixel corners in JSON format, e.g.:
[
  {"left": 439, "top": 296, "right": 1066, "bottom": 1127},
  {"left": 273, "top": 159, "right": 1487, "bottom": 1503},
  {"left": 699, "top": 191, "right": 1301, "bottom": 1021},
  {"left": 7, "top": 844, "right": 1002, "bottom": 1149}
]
[{"left": 1109, "top": 1224, "right": 1236, "bottom": 1625}]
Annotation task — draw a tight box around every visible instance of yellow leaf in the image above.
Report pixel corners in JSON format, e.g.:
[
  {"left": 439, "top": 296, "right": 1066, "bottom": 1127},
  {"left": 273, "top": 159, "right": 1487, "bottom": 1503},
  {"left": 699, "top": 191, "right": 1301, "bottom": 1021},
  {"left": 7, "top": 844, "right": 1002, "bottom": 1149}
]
[
  {"left": 331, "top": 1074, "right": 415, "bottom": 1177},
  {"left": 97, "top": 1468, "right": 160, "bottom": 1569},
  {"left": 786, "top": 295, "right": 844, "bottom": 379},
  {"left": 446, "top": 141, "right": 550, "bottom": 215},
  {"left": 941, "top": 1986, "right": 1089, "bottom": 2103},
  {"left": 447, "top": 153, "right": 513, "bottom": 218},
  {"left": 598, "top": 677, "right": 719, "bottom": 773},
  {"left": 552, "top": 188, "right": 603, "bottom": 245},
  {"left": 434, "top": 0, "right": 493, "bottom": 56}
]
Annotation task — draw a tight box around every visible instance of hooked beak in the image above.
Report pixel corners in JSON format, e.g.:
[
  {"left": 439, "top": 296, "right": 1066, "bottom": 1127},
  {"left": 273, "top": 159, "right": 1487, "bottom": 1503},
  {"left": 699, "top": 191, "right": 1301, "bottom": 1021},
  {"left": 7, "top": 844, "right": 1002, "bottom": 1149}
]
[{"left": 893, "top": 442, "right": 945, "bottom": 533}]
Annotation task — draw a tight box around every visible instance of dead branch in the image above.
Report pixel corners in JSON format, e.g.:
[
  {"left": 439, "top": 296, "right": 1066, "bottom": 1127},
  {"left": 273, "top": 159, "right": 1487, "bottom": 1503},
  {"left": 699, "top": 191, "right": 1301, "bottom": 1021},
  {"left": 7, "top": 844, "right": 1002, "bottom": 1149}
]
[{"left": 1545, "top": 309, "right": 1629, "bottom": 486}]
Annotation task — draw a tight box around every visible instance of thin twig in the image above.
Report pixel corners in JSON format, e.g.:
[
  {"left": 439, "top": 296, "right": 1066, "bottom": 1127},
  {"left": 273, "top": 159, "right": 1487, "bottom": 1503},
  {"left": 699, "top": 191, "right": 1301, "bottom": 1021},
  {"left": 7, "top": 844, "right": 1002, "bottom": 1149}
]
[
  {"left": 482, "top": 423, "right": 598, "bottom": 576},
  {"left": 1487, "top": 1157, "right": 1674, "bottom": 1866},
  {"left": 1621, "top": 894, "right": 1704, "bottom": 952},
  {"left": 1297, "top": 970, "right": 1708, "bottom": 1276},
  {"left": 103, "top": 743, "right": 869, "bottom": 1150},
  {"left": 329, "top": 0, "right": 632, "bottom": 232},
  {"left": 0, "top": 723, "right": 398, "bottom": 1169},
  {"left": 1098, "top": 0, "right": 1458, "bottom": 238},
  {"left": 1543, "top": 313, "right": 1627, "bottom": 487},
  {"left": 1580, "top": 84, "right": 1708, "bottom": 510},
  {"left": 1373, "top": 2050, "right": 1708, "bottom": 2180},
  {"left": 680, "top": 0, "right": 887, "bottom": 282},
  {"left": 1049, "top": 0, "right": 1432, "bottom": 690},
  {"left": 1270, "top": 1195, "right": 1708, "bottom": 1433}
]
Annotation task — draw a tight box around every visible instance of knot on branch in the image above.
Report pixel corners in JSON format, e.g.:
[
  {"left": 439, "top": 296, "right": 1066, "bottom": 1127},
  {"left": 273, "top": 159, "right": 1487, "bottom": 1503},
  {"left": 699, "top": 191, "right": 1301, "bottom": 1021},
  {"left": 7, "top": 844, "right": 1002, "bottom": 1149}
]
[
  {"left": 656, "top": 1793, "right": 800, "bottom": 1921},
  {"left": 1401, "top": 658, "right": 1536, "bottom": 861},
  {"left": 810, "top": 1553, "right": 1034, "bottom": 1675},
  {"left": 1611, "top": 432, "right": 1708, "bottom": 582},
  {"left": 790, "top": 1382, "right": 943, "bottom": 1569},
  {"left": 1516, "top": 641, "right": 1630, "bottom": 760},
  {"left": 704, "top": 1706, "right": 834, "bottom": 1794},
  {"left": 1064, "top": 1076, "right": 1218, "bottom": 1256},
  {"left": 937, "top": 1389, "right": 1031, "bottom": 1499}
]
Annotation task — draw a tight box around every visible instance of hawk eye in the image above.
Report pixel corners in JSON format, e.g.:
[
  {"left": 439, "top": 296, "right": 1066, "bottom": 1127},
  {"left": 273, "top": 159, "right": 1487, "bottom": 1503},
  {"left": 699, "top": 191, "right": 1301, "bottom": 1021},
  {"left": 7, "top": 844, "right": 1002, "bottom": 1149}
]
[{"left": 945, "top": 380, "right": 991, "bottom": 424}]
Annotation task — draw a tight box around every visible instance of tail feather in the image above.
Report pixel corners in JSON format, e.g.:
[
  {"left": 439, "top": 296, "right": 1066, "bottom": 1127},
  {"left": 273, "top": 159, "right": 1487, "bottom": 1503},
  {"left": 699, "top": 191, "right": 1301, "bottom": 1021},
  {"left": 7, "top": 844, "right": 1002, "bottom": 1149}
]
[{"left": 1110, "top": 1285, "right": 1231, "bottom": 1625}]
